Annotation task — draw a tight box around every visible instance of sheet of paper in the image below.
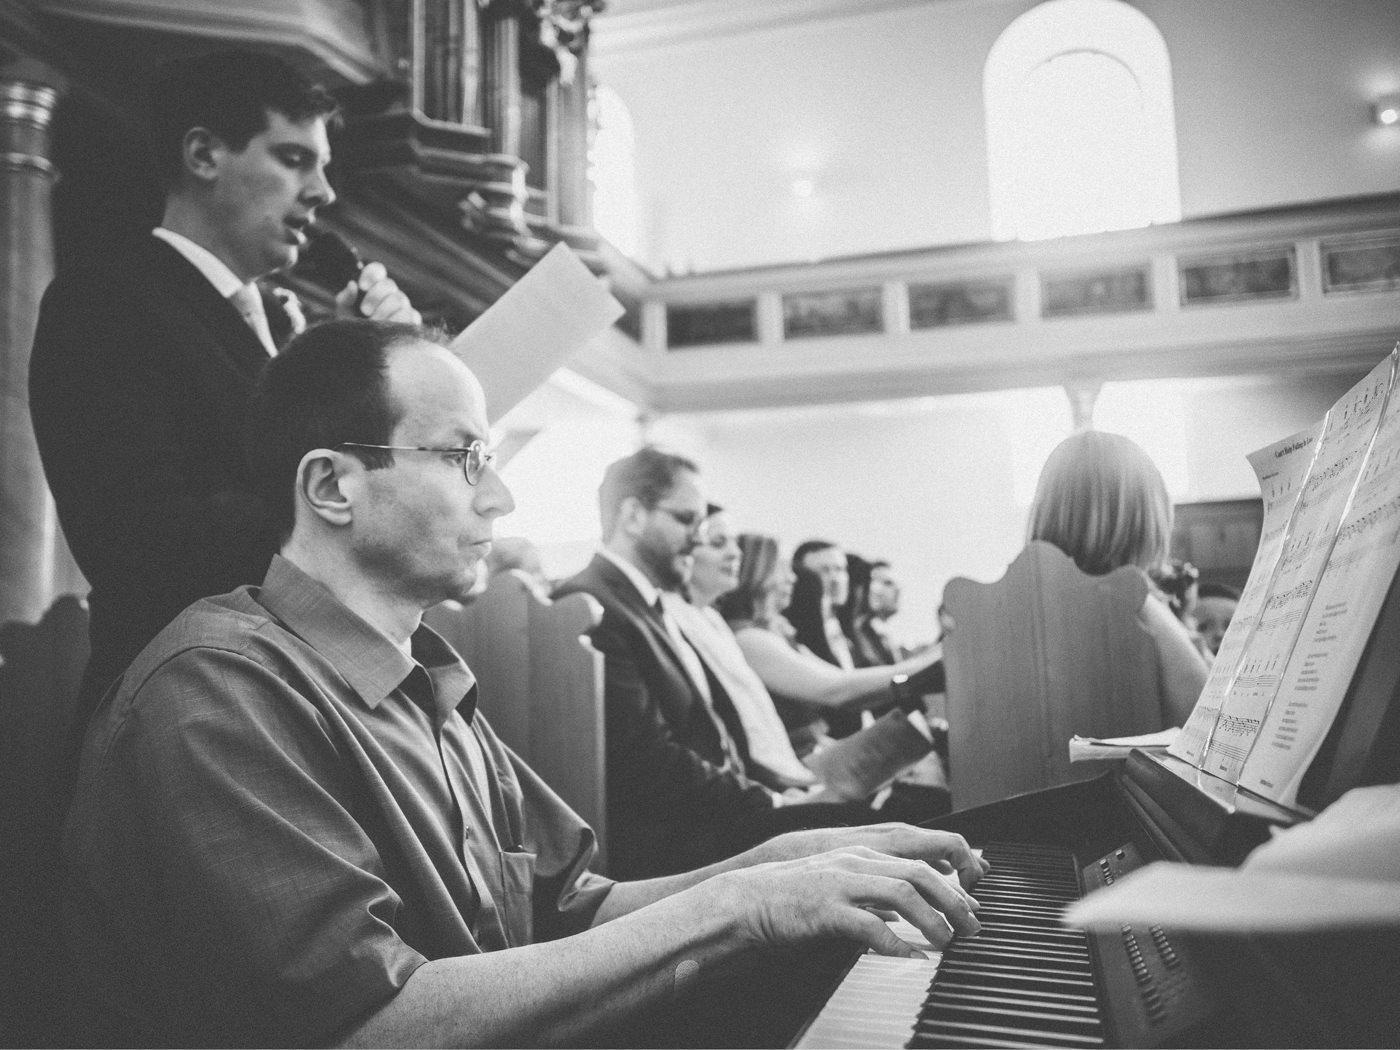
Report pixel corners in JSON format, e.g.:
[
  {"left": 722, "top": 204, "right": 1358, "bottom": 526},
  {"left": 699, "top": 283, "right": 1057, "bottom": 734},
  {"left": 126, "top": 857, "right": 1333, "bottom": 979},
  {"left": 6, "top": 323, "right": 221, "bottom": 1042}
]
[
  {"left": 1196, "top": 356, "right": 1394, "bottom": 782},
  {"left": 1171, "top": 422, "right": 1322, "bottom": 764},
  {"left": 449, "top": 242, "right": 624, "bottom": 418},
  {"left": 1240, "top": 367, "right": 1400, "bottom": 806},
  {"left": 803, "top": 709, "right": 934, "bottom": 800},
  {"left": 1070, "top": 727, "right": 1178, "bottom": 762},
  {"left": 1066, "top": 783, "right": 1400, "bottom": 932},
  {"left": 1064, "top": 862, "right": 1400, "bottom": 932},
  {"left": 1244, "top": 782, "right": 1400, "bottom": 880}
]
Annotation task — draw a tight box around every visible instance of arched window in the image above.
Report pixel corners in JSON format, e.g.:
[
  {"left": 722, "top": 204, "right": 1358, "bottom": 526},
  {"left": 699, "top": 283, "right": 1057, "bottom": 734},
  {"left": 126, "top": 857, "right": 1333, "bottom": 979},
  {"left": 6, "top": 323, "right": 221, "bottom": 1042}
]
[
  {"left": 984, "top": 0, "right": 1181, "bottom": 241},
  {"left": 588, "top": 84, "right": 640, "bottom": 256}
]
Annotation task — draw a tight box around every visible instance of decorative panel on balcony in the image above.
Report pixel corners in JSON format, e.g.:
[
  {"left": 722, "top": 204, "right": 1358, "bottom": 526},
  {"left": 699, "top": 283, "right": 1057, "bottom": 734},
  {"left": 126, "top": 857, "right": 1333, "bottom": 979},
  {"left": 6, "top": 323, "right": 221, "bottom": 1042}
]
[
  {"left": 1322, "top": 235, "right": 1400, "bottom": 296},
  {"left": 1179, "top": 245, "right": 1296, "bottom": 306},
  {"left": 667, "top": 300, "right": 757, "bottom": 348},
  {"left": 909, "top": 277, "right": 1015, "bottom": 328},
  {"left": 1041, "top": 264, "right": 1152, "bottom": 318},
  {"left": 782, "top": 287, "right": 883, "bottom": 339}
]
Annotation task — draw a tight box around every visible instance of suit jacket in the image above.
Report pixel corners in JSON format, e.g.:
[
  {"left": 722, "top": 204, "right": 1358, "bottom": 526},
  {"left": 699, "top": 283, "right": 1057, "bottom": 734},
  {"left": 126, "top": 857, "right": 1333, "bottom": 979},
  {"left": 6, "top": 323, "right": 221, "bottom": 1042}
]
[
  {"left": 29, "top": 236, "right": 288, "bottom": 713},
  {"left": 851, "top": 615, "right": 899, "bottom": 668},
  {"left": 554, "top": 555, "right": 773, "bottom": 878}
]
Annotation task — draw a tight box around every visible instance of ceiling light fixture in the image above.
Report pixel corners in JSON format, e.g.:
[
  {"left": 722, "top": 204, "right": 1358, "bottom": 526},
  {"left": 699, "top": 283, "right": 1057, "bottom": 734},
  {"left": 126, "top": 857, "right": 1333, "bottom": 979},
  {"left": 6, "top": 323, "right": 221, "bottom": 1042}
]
[{"left": 1373, "top": 92, "right": 1400, "bottom": 126}]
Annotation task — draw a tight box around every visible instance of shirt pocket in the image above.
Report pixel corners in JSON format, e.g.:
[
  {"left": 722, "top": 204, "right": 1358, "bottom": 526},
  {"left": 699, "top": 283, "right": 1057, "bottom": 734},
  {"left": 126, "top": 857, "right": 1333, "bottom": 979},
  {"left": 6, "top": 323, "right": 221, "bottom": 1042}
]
[{"left": 497, "top": 849, "right": 537, "bottom": 946}]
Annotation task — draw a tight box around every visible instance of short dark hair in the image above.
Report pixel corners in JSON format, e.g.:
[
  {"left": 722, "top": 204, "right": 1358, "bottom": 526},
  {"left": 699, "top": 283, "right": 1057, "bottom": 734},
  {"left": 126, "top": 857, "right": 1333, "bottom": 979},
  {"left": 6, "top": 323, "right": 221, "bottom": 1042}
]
[
  {"left": 598, "top": 446, "right": 698, "bottom": 539},
  {"left": 149, "top": 49, "right": 339, "bottom": 187},
  {"left": 841, "top": 552, "right": 874, "bottom": 629},
  {"left": 791, "top": 539, "right": 838, "bottom": 574},
  {"left": 245, "top": 319, "right": 431, "bottom": 541}
]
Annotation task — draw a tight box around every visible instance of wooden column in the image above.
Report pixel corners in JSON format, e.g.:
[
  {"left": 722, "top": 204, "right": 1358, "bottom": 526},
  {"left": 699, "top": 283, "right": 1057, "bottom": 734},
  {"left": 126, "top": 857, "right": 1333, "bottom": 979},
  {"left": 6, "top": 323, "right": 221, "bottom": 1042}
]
[
  {"left": 482, "top": 5, "right": 521, "bottom": 157},
  {"left": 0, "top": 78, "right": 62, "bottom": 625},
  {"left": 554, "top": 45, "right": 590, "bottom": 229},
  {"left": 1065, "top": 380, "right": 1102, "bottom": 432}
]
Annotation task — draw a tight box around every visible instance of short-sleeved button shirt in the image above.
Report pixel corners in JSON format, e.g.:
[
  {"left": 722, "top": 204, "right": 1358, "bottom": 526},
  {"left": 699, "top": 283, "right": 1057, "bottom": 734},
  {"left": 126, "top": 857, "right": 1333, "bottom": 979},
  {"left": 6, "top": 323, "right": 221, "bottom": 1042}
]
[{"left": 63, "top": 556, "right": 614, "bottom": 1047}]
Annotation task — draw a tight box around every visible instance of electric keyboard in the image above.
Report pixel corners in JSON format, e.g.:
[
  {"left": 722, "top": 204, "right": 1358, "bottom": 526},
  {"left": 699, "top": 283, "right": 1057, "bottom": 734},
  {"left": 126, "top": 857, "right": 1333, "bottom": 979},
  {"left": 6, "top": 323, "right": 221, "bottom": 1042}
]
[{"left": 774, "top": 752, "right": 1400, "bottom": 1049}]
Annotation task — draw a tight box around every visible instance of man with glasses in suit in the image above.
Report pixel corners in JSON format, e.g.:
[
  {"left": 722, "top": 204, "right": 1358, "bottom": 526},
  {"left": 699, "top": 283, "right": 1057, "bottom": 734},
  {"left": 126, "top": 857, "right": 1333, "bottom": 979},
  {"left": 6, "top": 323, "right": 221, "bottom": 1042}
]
[{"left": 555, "top": 448, "right": 901, "bottom": 879}]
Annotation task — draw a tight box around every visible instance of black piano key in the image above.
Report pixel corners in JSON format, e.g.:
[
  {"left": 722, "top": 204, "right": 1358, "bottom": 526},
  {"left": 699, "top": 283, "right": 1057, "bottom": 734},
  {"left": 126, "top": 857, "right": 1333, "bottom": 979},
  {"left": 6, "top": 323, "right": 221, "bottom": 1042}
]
[
  {"left": 912, "top": 1017, "right": 1105, "bottom": 1048},
  {"left": 966, "top": 934, "right": 1088, "bottom": 958},
  {"left": 973, "top": 889, "right": 1077, "bottom": 907},
  {"left": 949, "top": 945, "right": 1094, "bottom": 971},
  {"left": 934, "top": 962, "right": 1098, "bottom": 995},
  {"left": 900, "top": 843, "right": 1111, "bottom": 1048},
  {"left": 928, "top": 986, "right": 1100, "bottom": 1012},
  {"left": 918, "top": 1001, "right": 1105, "bottom": 1033}
]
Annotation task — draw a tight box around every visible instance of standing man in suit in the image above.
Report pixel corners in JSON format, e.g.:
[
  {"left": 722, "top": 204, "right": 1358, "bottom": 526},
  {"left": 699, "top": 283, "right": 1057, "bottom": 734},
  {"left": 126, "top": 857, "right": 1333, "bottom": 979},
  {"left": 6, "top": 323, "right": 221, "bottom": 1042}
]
[
  {"left": 28, "top": 49, "right": 420, "bottom": 735},
  {"left": 554, "top": 448, "right": 883, "bottom": 879}
]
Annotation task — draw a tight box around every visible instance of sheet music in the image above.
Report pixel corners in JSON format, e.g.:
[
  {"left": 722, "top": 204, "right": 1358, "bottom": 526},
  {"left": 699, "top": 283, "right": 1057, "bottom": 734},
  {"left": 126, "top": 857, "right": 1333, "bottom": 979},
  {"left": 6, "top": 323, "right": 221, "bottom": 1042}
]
[
  {"left": 1170, "top": 422, "right": 1322, "bottom": 764},
  {"left": 1196, "top": 356, "right": 1394, "bottom": 783},
  {"left": 449, "top": 242, "right": 624, "bottom": 417},
  {"left": 1240, "top": 359, "right": 1400, "bottom": 806}
]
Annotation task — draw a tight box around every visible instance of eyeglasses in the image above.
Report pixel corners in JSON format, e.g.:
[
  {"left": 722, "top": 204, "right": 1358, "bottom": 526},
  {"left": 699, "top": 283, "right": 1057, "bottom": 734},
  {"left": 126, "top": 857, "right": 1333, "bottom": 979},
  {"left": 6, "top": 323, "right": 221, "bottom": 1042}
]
[
  {"left": 335, "top": 440, "right": 496, "bottom": 486},
  {"left": 651, "top": 504, "right": 703, "bottom": 532}
]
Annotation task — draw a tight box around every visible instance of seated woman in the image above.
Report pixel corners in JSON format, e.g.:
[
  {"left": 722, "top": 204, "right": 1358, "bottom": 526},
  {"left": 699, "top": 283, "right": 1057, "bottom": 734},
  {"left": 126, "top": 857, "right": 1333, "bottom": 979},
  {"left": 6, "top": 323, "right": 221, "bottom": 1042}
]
[
  {"left": 715, "top": 531, "right": 943, "bottom": 757},
  {"left": 663, "top": 510, "right": 819, "bottom": 793},
  {"left": 843, "top": 554, "right": 922, "bottom": 668},
  {"left": 788, "top": 539, "right": 855, "bottom": 668},
  {"left": 671, "top": 510, "right": 944, "bottom": 817},
  {"left": 1027, "top": 430, "right": 1209, "bottom": 726}
]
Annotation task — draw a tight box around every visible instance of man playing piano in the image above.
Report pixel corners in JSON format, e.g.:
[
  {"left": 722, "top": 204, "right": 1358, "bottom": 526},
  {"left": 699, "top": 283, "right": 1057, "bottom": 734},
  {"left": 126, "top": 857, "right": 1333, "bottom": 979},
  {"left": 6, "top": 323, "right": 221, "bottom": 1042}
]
[{"left": 62, "top": 320, "right": 987, "bottom": 1047}]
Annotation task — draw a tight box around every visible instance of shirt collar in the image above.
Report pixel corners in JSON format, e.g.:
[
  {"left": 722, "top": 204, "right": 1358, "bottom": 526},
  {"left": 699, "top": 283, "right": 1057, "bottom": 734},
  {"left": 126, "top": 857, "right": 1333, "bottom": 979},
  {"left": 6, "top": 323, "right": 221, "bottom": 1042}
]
[
  {"left": 152, "top": 227, "right": 249, "bottom": 299},
  {"left": 256, "top": 555, "right": 478, "bottom": 724},
  {"left": 597, "top": 546, "right": 662, "bottom": 609}
]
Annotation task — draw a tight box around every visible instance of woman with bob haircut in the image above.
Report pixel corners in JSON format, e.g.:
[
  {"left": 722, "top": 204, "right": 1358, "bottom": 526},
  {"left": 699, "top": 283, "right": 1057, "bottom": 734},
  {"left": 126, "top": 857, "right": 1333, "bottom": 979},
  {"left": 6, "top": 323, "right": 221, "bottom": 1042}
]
[{"left": 1026, "top": 429, "right": 1208, "bottom": 725}]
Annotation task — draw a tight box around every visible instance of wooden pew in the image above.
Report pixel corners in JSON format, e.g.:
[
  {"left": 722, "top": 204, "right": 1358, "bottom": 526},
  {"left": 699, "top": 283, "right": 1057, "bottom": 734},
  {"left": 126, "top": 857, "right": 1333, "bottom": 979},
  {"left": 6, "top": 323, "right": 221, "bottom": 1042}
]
[
  {"left": 424, "top": 571, "right": 609, "bottom": 869},
  {"left": 941, "top": 541, "right": 1163, "bottom": 810},
  {"left": 0, "top": 595, "right": 90, "bottom": 1047}
]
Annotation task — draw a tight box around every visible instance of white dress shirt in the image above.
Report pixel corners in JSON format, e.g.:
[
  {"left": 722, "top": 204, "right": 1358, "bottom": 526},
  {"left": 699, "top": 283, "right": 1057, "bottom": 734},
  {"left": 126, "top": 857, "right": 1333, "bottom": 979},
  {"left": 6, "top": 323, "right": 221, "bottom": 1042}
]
[{"left": 152, "top": 227, "right": 276, "bottom": 354}]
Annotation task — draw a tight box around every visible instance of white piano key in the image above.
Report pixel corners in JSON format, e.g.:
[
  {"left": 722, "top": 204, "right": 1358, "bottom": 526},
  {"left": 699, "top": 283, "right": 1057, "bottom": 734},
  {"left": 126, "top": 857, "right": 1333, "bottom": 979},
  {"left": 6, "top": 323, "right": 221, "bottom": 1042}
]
[{"left": 794, "top": 944, "right": 942, "bottom": 1049}]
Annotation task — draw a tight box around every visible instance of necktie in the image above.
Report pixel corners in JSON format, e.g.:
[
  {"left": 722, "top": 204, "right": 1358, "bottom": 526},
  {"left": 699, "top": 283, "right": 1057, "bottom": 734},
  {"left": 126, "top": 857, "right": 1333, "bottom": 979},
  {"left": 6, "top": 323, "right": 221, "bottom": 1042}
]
[{"left": 229, "top": 283, "right": 277, "bottom": 356}]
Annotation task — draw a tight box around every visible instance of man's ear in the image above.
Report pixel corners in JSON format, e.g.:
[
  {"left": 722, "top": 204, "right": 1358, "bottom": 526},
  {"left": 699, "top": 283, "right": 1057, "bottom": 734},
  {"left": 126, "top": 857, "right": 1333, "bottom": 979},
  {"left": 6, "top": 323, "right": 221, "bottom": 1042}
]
[
  {"left": 296, "top": 450, "right": 354, "bottom": 527},
  {"left": 182, "top": 127, "right": 224, "bottom": 184},
  {"left": 617, "top": 495, "right": 648, "bottom": 539}
]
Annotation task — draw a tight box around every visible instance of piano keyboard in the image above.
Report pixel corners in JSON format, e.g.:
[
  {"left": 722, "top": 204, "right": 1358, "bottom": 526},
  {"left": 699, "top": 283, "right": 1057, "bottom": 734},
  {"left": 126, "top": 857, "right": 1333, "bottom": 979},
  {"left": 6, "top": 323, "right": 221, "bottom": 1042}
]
[
  {"left": 795, "top": 843, "right": 1104, "bottom": 1049},
  {"left": 794, "top": 953, "right": 942, "bottom": 1049}
]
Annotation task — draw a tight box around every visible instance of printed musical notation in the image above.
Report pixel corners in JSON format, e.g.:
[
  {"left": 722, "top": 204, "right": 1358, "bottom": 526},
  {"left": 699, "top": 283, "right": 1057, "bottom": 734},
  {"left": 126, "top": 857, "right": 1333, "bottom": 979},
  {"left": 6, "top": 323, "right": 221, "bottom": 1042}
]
[
  {"left": 1172, "top": 421, "right": 1323, "bottom": 765},
  {"left": 1174, "top": 346, "right": 1400, "bottom": 806}
]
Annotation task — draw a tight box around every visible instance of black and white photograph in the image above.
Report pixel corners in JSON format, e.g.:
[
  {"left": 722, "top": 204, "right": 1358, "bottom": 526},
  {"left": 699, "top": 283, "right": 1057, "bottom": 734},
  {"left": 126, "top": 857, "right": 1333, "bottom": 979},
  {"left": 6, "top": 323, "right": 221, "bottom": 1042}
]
[{"left": 1, "top": 2, "right": 1398, "bottom": 1047}]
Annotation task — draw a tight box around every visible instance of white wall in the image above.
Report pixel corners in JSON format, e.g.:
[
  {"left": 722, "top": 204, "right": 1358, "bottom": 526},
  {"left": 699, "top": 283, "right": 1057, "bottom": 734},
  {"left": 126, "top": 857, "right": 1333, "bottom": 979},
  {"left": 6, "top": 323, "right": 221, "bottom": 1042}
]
[
  {"left": 593, "top": 0, "right": 1400, "bottom": 272},
  {"left": 491, "top": 357, "right": 1362, "bottom": 639},
  {"left": 1144, "top": 0, "right": 1400, "bottom": 216},
  {"left": 493, "top": 370, "right": 647, "bottom": 580},
  {"left": 657, "top": 369, "right": 1363, "bottom": 646}
]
